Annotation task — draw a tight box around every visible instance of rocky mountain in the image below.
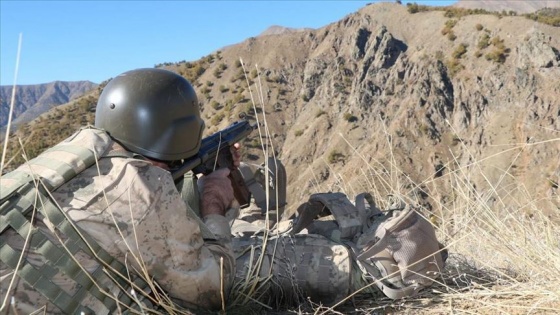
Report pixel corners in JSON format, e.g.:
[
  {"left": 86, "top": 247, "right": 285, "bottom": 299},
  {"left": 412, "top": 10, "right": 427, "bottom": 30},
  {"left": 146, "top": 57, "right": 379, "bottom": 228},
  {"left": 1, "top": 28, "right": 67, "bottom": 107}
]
[
  {"left": 0, "top": 80, "right": 97, "bottom": 130},
  {"left": 4, "top": 3, "right": 559, "bottom": 220},
  {"left": 454, "top": 0, "right": 560, "bottom": 14}
]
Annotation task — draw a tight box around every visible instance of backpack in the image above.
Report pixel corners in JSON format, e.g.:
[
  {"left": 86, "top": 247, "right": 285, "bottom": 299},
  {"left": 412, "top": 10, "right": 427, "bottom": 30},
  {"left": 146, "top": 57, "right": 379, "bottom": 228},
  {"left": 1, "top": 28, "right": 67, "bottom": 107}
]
[
  {"left": 291, "top": 192, "right": 447, "bottom": 300},
  {"left": 0, "top": 128, "right": 148, "bottom": 314}
]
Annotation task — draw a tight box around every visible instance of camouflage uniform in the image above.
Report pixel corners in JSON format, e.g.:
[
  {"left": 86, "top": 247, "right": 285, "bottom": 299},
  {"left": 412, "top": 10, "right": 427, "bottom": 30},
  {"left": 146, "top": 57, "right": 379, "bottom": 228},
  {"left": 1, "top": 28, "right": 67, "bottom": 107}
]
[{"left": 1, "top": 128, "right": 235, "bottom": 313}]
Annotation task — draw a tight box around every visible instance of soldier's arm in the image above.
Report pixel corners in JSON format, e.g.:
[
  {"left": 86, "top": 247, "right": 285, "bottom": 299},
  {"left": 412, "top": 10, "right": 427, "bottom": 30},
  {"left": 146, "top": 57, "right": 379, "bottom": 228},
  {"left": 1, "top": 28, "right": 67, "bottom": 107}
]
[{"left": 129, "top": 165, "right": 235, "bottom": 310}]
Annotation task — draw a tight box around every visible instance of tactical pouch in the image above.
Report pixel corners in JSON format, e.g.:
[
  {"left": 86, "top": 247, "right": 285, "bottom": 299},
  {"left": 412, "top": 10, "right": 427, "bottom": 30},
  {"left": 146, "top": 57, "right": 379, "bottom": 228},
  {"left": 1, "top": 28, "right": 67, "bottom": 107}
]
[
  {"left": 355, "top": 201, "right": 447, "bottom": 299},
  {"left": 238, "top": 157, "right": 287, "bottom": 217}
]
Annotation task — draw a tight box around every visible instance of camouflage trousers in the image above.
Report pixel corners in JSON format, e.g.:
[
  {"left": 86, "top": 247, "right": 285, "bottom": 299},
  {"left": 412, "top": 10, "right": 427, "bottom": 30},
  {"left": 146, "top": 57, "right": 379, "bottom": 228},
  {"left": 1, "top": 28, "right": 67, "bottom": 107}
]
[{"left": 230, "top": 230, "right": 381, "bottom": 308}]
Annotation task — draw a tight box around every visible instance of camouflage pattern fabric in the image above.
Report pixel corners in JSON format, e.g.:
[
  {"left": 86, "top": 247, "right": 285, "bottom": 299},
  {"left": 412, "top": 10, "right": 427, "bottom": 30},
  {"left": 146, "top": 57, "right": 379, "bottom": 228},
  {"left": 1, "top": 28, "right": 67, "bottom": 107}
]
[
  {"left": 231, "top": 230, "right": 382, "bottom": 308},
  {"left": 1, "top": 128, "right": 235, "bottom": 313}
]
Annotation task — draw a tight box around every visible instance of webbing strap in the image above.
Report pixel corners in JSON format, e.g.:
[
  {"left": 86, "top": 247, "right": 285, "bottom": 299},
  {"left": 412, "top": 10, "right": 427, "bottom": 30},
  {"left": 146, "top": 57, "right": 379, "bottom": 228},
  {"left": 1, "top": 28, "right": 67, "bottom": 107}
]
[
  {"left": 45, "top": 144, "right": 97, "bottom": 166},
  {"left": 25, "top": 156, "right": 79, "bottom": 191},
  {"left": 0, "top": 209, "right": 94, "bottom": 314},
  {"left": 0, "top": 182, "right": 36, "bottom": 232},
  {"left": 0, "top": 170, "right": 33, "bottom": 200},
  {"left": 1, "top": 186, "right": 144, "bottom": 313},
  {"left": 357, "top": 259, "right": 422, "bottom": 300}
]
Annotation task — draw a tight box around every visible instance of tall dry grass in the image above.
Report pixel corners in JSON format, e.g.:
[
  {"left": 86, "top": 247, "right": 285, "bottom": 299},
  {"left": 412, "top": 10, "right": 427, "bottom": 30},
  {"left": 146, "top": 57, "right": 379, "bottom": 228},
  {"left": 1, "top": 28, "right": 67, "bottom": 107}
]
[{"left": 298, "top": 128, "right": 560, "bottom": 314}]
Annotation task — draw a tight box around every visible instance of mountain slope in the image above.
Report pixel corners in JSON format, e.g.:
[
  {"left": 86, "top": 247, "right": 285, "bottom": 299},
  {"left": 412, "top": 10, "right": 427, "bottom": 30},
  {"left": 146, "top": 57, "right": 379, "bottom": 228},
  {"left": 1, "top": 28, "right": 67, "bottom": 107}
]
[
  {"left": 454, "top": 0, "right": 560, "bottom": 14},
  {"left": 0, "top": 80, "right": 97, "bottom": 129}
]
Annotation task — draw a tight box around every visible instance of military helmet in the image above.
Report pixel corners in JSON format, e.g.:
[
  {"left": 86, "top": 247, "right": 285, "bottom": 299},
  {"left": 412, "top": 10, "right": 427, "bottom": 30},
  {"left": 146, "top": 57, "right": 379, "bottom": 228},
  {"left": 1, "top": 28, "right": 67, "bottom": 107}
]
[{"left": 95, "top": 68, "right": 205, "bottom": 161}]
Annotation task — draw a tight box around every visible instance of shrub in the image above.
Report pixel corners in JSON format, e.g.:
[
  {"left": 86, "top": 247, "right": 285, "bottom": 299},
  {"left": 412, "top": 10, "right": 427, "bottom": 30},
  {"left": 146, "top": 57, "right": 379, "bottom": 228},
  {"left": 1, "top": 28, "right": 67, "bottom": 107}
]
[
  {"left": 343, "top": 112, "right": 357, "bottom": 122},
  {"left": 210, "top": 112, "right": 225, "bottom": 125},
  {"left": 446, "top": 58, "right": 464, "bottom": 76},
  {"left": 294, "top": 129, "right": 304, "bottom": 137},
  {"left": 447, "top": 31, "right": 457, "bottom": 41},
  {"left": 210, "top": 101, "right": 220, "bottom": 110},
  {"left": 327, "top": 150, "right": 345, "bottom": 164},
  {"left": 234, "top": 60, "right": 242, "bottom": 68},
  {"left": 478, "top": 33, "right": 490, "bottom": 49},
  {"left": 475, "top": 23, "right": 484, "bottom": 31},
  {"left": 474, "top": 50, "right": 483, "bottom": 58},
  {"left": 452, "top": 43, "right": 468, "bottom": 59},
  {"left": 315, "top": 109, "right": 326, "bottom": 118},
  {"left": 219, "top": 85, "right": 229, "bottom": 93}
]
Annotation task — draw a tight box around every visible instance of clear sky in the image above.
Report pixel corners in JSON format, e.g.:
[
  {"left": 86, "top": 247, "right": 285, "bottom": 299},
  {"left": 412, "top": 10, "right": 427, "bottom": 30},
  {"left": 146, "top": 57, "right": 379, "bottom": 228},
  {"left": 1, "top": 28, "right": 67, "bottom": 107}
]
[{"left": 1, "top": 0, "right": 456, "bottom": 86}]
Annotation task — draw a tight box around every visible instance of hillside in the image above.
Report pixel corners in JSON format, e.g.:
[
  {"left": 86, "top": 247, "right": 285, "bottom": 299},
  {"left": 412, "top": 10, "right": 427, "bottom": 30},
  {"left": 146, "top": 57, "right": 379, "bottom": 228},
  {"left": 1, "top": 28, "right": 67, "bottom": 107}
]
[
  {"left": 2, "top": 2, "right": 559, "bottom": 312},
  {"left": 455, "top": 0, "right": 560, "bottom": 14},
  {"left": 0, "top": 80, "right": 97, "bottom": 130}
]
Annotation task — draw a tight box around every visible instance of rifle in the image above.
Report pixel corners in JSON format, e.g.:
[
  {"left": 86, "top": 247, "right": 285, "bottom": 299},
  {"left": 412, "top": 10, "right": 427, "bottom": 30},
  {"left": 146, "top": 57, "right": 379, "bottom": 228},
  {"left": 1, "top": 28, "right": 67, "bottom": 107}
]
[{"left": 171, "top": 120, "right": 257, "bottom": 208}]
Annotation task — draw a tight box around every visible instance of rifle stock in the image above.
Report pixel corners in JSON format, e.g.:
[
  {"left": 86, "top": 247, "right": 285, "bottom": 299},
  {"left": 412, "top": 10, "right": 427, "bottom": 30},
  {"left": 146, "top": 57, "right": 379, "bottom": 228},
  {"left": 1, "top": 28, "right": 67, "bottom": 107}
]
[{"left": 171, "top": 120, "right": 257, "bottom": 208}]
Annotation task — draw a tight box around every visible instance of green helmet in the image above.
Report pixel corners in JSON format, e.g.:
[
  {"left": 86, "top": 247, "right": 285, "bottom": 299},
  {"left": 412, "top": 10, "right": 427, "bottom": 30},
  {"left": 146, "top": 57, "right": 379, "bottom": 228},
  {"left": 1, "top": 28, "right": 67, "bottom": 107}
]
[{"left": 95, "top": 68, "right": 205, "bottom": 161}]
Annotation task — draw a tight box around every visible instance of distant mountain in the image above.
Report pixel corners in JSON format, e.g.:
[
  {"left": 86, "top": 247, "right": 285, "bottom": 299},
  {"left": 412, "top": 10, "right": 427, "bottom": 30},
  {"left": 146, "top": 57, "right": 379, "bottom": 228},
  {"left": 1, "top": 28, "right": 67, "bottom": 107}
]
[
  {"left": 0, "top": 81, "right": 97, "bottom": 129},
  {"left": 454, "top": 0, "right": 560, "bottom": 14}
]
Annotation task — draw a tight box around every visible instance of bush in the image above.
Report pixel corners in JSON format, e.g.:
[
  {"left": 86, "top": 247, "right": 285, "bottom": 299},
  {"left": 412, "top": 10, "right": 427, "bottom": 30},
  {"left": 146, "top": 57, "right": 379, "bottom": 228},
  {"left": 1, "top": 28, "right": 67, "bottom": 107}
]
[
  {"left": 210, "top": 101, "right": 220, "bottom": 110},
  {"left": 294, "top": 129, "right": 304, "bottom": 137},
  {"left": 327, "top": 150, "right": 345, "bottom": 164},
  {"left": 234, "top": 60, "right": 242, "bottom": 68},
  {"left": 474, "top": 50, "right": 483, "bottom": 58},
  {"left": 343, "top": 112, "right": 357, "bottom": 122},
  {"left": 452, "top": 43, "right": 468, "bottom": 59},
  {"left": 315, "top": 110, "right": 326, "bottom": 118},
  {"left": 447, "top": 31, "right": 457, "bottom": 41},
  {"left": 478, "top": 33, "right": 490, "bottom": 49},
  {"left": 475, "top": 23, "right": 484, "bottom": 31},
  {"left": 446, "top": 58, "right": 464, "bottom": 77},
  {"left": 219, "top": 85, "right": 229, "bottom": 93},
  {"left": 210, "top": 112, "right": 225, "bottom": 125}
]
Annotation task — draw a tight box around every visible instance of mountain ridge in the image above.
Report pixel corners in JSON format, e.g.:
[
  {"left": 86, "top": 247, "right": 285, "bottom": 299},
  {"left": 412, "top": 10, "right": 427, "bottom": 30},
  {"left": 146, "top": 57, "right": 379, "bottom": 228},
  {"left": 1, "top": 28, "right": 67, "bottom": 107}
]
[{"left": 0, "top": 80, "right": 97, "bottom": 131}]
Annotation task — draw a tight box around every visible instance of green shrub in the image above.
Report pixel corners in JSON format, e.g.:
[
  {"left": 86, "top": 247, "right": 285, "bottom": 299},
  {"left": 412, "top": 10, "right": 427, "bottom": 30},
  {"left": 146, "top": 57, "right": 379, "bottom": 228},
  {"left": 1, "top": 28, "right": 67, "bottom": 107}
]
[
  {"left": 475, "top": 23, "right": 484, "bottom": 31},
  {"left": 474, "top": 50, "right": 483, "bottom": 58},
  {"left": 327, "top": 150, "right": 345, "bottom": 164},
  {"left": 446, "top": 58, "right": 464, "bottom": 76},
  {"left": 210, "top": 112, "right": 225, "bottom": 125},
  {"left": 478, "top": 33, "right": 490, "bottom": 49},
  {"left": 210, "top": 100, "right": 220, "bottom": 110},
  {"left": 315, "top": 109, "right": 327, "bottom": 118},
  {"left": 447, "top": 31, "right": 457, "bottom": 41},
  {"left": 294, "top": 129, "right": 304, "bottom": 137},
  {"left": 219, "top": 85, "right": 229, "bottom": 93},
  {"left": 234, "top": 60, "right": 242, "bottom": 68},
  {"left": 445, "top": 19, "right": 458, "bottom": 28},
  {"left": 452, "top": 43, "right": 468, "bottom": 59},
  {"left": 343, "top": 113, "right": 357, "bottom": 122}
]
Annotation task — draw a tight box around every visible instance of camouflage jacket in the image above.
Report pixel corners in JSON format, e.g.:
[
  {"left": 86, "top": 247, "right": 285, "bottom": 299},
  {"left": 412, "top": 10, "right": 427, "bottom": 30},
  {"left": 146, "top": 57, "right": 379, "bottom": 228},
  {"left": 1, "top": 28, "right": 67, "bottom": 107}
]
[{"left": 1, "top": 128, "right": 234, "bottom": 314}]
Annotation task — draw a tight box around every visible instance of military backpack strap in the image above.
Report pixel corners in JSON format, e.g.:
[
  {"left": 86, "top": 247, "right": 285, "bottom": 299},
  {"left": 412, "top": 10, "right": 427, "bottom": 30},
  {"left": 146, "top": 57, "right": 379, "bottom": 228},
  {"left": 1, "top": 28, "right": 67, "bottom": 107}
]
[{"left": 292, "top": 192, "right": 363, "bottom": 239}]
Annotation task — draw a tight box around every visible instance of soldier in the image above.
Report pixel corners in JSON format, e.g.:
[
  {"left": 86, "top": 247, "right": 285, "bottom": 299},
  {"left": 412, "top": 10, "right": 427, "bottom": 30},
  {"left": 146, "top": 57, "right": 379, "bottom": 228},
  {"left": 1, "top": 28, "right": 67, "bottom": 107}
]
[{"left": 1, "top": 68, "right": 240, "bottom": 313}]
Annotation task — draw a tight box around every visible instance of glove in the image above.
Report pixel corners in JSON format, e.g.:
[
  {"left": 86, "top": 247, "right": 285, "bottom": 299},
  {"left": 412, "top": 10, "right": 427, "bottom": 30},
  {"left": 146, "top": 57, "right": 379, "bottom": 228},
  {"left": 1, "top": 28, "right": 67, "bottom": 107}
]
[{"left": 199, "top": 168, "right": 234, "bottom": 217}]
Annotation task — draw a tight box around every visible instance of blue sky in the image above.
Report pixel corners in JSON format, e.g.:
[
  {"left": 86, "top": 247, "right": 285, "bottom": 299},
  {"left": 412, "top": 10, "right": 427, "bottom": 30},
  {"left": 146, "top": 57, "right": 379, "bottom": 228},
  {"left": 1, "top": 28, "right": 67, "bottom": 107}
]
[{"left": 1, "top": 1, "right": 456, "bottom": 86}]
